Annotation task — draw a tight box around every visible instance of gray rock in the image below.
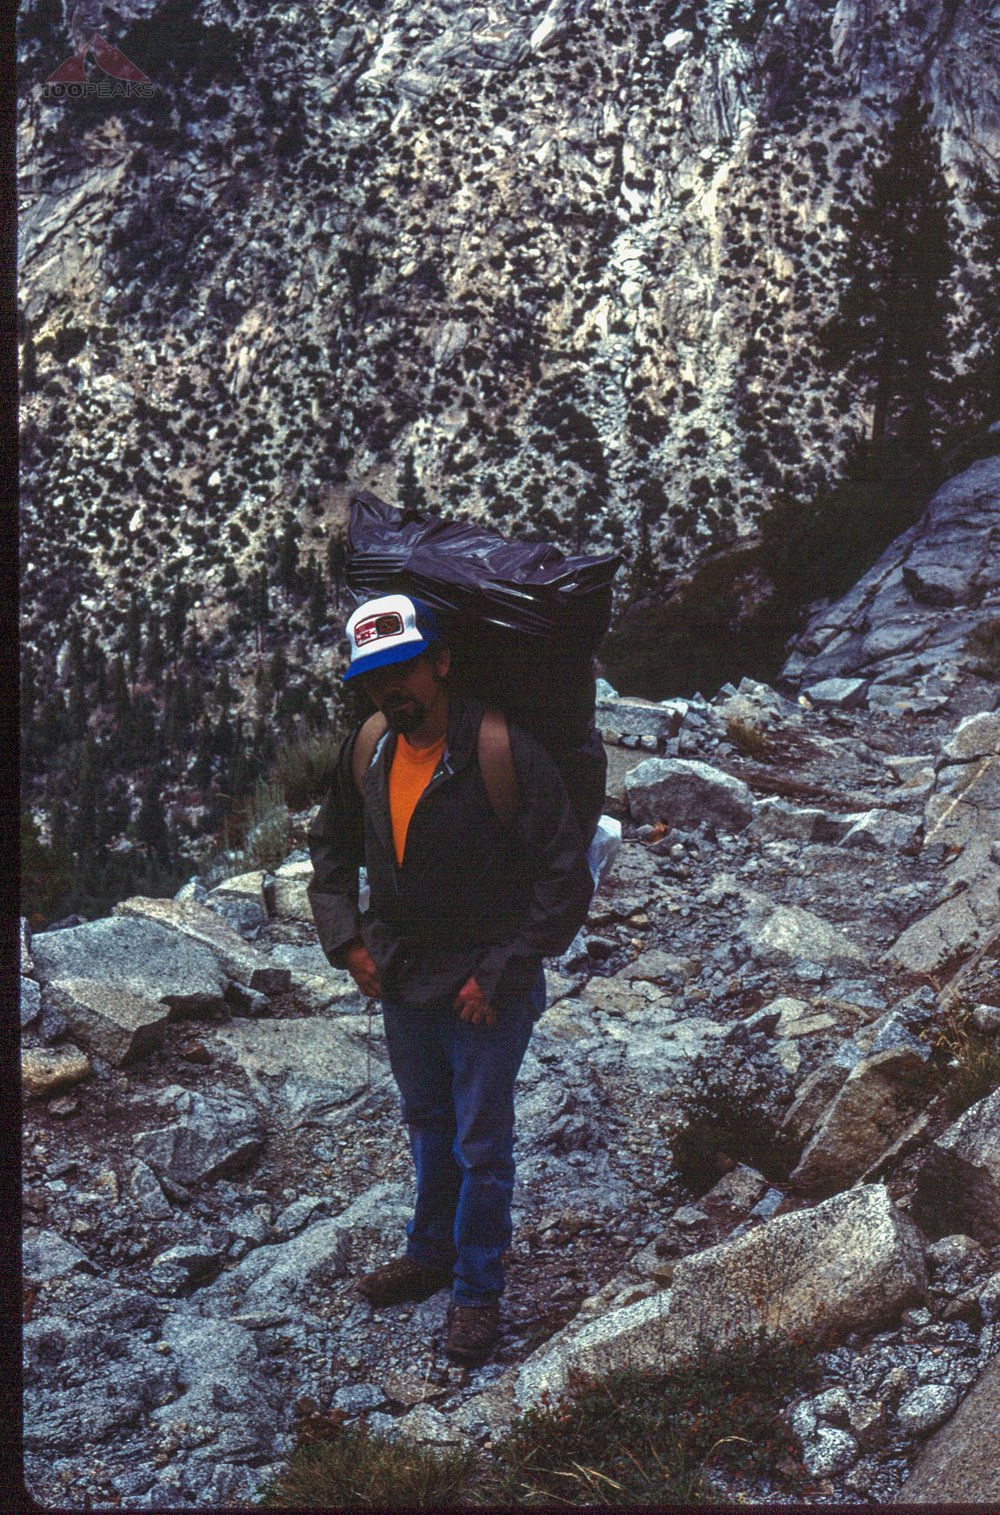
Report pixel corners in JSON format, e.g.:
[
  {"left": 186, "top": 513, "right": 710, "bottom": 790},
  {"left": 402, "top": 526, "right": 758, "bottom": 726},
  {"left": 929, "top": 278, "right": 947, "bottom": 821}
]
[
  {"left": 20, "top": 915, "right": 33, "bottom": 975},
  {"left": 211, "top": 1016, "right": 383, "bottom": 1122},
  {"left": 896, "top": 1356, "right": 1000, "bottom": 1502},
  {"left": 942, "top": 712, "right": 1000, "bottom": 761},
  {"left": 332, "top": 1383, "right": 384, "bottom": 1415},
  {"left": 149, "top": 1312, "right": 285, "bottom": 1459},
  {"left": 274, "top": 1195, "right": 327, "bottom": 1238},
  {"left": 791, "top": 1048, "right": 929, "bottom": 1194},
  {"left": 781, "top": 1061, "right": 853, "bottom": 1145},
  {"left": 20, "top": 976, "right": 42, "bottom": 1028},
  {"left": 32, "top": 917, "right": 230, "bottom": 1064},
  {"left": 203, "top": 1183, "right": 413, "bottom": 1312},
  {"left": 149, "top": 1244, "right": 225, "bottom": 1294},
  {"left": 22, "top": 1045, "right": 90, "bottom": 1100},
  {"left": 134, "top": 1085, "right": 266, "bottom": 1186},
  {"left": 801, "top": 1424, "right": 859, "bottom": 1476},
  {"left": 40, "top": 979, "right": 172, "bottom": 1067},
  {"left": 784, "top": 458, "right": 1000, "bottom": 690},
  {"left": 902, "top": 564, "right": 971, "bottom": 606},
  {"left": 624, "top": 758, "right": 755, "bottom": 833},
  {"left": 748, "top": 798, "right": 852, "bottom": 844},
  {"left": 32, "top": 915, "right": 229, "bottom": 1016},
  {"left": 112, "top": 897, "right": 290, "bottom": 994},
  {"left": 741, "top": 897, "right": 865, "bottom": 969},
  {"left": 914, "top": 1088, "right": 1000, "bottom": 1245},
  {"left": 23, "top": 1286, "right": 176, "bottom": 1452},
  {"left": 972, "top": 1002, "right": 1000, "bottom": 1033},
  {"left": 841, "top": 809, "right": 922, "bottom": 853},
  {"left": 515, "top": 1185, "right": 926, "bottom": 1409},
  {"left": 596, "top": 693, "right": 684, "bottom": 744},
  {"left": 803, "top": 678, "right": 869, "bottom": 709},
  {"left": 23, "top": 1228, "right": 99, "bottom": 1282},
  {"left": 896, "top": 1383, "right": 959, "bottom": 1436},
  {"left": 128, "top": 1160, "right": 173, "bottom": 1220}
]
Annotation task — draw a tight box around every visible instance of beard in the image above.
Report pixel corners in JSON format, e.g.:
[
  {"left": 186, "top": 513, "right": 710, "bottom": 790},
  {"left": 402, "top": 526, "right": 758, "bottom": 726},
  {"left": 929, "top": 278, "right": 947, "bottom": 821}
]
[{"left": 382, "top": 698, "right": 425, "bottom": 734}]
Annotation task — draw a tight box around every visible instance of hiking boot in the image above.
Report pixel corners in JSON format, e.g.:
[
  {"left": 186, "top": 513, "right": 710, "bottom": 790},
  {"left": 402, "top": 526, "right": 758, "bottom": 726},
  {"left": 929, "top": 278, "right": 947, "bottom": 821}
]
[
  {"left": 445, "top": 1300, "right": 500, "bottom": 1364},
  {"left": 357, "top": 1256, "right": 452, "bottom": 1307}
]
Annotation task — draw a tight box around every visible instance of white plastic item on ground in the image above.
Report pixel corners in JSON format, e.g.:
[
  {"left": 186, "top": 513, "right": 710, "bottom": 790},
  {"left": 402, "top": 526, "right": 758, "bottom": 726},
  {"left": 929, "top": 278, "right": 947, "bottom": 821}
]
[{"left": 587, "top": 815, "right": 622, "bottom": 889}]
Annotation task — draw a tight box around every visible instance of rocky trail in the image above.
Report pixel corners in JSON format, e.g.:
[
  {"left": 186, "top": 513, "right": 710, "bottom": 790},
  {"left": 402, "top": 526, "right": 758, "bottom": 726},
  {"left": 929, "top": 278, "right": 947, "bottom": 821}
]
[{"left": 19, "top": 460, "right": 1000, "bottom": 1508}]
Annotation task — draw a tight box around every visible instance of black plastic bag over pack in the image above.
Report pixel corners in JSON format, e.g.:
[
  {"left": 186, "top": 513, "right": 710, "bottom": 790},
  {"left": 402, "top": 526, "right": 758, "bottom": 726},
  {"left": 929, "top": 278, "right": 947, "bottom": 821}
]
[
  {"left": 344, "top": 491, "right": 623, "bottom": 840},
  {"left": 345, "top": 492, "right": 621, "bottom": 653}
]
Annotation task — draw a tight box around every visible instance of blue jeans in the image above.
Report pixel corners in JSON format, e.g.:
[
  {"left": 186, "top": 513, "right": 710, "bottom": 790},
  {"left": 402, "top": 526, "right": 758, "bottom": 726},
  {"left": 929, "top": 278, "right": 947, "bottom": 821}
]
[{"left": 381, "top": 969, "right": 544, "bottom": 1305}]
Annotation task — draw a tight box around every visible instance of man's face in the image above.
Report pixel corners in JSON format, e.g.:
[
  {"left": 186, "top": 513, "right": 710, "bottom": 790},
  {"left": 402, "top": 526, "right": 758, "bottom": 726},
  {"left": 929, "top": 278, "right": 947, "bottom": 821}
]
[{"left": 360, "top": 649, "right": 449, "bottom": 734}]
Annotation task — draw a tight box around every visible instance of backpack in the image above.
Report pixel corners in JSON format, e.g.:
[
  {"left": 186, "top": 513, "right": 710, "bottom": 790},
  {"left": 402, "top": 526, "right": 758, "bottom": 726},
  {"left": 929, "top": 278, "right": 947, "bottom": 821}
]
[
  {"left": 343, "top": 491, "right": 622, "bottom": 845},
  {"left": 350, "top": 706, "right": 521, "bottom": 828}
]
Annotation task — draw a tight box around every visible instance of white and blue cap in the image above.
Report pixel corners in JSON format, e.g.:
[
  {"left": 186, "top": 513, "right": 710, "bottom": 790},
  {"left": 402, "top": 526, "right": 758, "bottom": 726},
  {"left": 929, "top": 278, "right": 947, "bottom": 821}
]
[{"left": 343, "top": 593, "right": 442, "bottom": 681}]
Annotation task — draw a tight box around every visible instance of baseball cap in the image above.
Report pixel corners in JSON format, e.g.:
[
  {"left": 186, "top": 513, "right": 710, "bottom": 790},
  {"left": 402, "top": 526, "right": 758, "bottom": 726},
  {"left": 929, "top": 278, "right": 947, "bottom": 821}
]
[{"left": 342, "top": 593, "right": 442, "bottom": 681}]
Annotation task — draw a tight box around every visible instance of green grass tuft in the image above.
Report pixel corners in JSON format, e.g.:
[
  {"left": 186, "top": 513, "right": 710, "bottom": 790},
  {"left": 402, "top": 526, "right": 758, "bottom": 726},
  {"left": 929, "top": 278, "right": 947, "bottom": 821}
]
[
  {"left": 257, "top": 1415, "right": 478, "bottom": 1509},
  {"left": 485, "top": 1340, "right": 810, "bottom": 1506}
]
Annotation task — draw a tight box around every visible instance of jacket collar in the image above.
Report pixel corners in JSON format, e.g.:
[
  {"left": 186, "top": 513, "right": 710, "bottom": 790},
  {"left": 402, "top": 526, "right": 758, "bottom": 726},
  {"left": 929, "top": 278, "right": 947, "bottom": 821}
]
[{"left": 359, "top": 693, "right": 484, "bottom": 864}]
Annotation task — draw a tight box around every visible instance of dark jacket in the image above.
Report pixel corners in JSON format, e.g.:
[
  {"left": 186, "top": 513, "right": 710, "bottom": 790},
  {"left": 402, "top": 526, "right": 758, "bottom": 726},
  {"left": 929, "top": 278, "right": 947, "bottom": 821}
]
[{"left": 307, "top": 694, "right": 594, "bottom": 1011}]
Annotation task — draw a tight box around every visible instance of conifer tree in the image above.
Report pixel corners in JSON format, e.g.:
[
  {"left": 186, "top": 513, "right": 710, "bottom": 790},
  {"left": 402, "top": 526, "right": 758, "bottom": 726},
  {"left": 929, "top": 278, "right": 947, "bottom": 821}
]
[
  {"left": 109, "top": 657, "right": 130, "bottom": 725},
  {"left": 276, "top": 511, "right": 302, "bottom": 599},
  {"left": 326, "top": 533, "right": 346, "bottom": 609},
  {"left": 125, "top": 593, "right": 145, "bottom": 688},
  {"left": 67, "top": 664, "right": 88, "bottom": 739},
  {"left": 399, "top": 449, "right": 428, "bottom": 515},
  {"left": 821, "top": 90, "right": 957, "bottom": 449},
  {"left": 215, "top": 666, "right": 236, "bottom": 708},
  {"left": 135, "top": 775, "right": 170, "bottom": 861},
  {"left": 144, "top": 613, "right": 166, "bottom": 683},
  {"left": 70, "top": 737, "right": 105, "bottom": 856},
  {"left": 164, "top": 582, "right": 189, "bottom": 664}
]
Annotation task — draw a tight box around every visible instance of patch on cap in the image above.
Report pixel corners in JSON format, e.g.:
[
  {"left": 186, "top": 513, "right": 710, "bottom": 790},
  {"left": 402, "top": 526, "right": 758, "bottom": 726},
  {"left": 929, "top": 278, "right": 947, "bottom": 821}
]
[{"left": 343, "top": 593, "right": 439, "bottom": 681}]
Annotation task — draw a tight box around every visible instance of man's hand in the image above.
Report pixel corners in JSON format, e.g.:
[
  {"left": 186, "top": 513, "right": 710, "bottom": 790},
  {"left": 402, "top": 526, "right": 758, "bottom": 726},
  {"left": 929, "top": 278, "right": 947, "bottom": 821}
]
[
  {"left": 343, "top": 940, "right": 382, "bottom": 999},
  {"left": 454, "top": 976, "right": 497, "bottom": 1027}
]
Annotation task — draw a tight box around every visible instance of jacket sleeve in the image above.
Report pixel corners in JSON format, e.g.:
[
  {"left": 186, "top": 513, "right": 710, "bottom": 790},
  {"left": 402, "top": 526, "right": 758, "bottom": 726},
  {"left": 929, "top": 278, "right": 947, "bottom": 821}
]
[
  {"left": 473, "top": 725, "right": 594, "bottom": 1004},
  {"left": 307, "top": 729, "right": 366, "bottom": 965}
]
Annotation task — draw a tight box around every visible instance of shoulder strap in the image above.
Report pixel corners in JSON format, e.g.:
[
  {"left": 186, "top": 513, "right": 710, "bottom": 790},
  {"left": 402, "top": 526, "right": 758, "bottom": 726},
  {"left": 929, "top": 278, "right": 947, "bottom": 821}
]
[
  {"left": 478, "top": 707, "right": 519, "bottom": 830},
  {"left": 351, "top": 712, "right": 389, "bottom": 795}
]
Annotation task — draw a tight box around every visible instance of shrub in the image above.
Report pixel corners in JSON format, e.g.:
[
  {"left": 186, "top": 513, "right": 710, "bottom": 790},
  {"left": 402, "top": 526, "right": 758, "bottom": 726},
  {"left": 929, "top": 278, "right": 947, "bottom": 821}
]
[
  {"left": 725, "top": 715, "right": 772, "bottom": 760},
  {"left": 669, "top": 1051, "right": 800, "bottom": 1194},
  {"left": 934, "top": 1008, "right": 1000, "bottom": 1116},
  {"left": 270, "top": 729, "right": 344, "bottom": 811}
]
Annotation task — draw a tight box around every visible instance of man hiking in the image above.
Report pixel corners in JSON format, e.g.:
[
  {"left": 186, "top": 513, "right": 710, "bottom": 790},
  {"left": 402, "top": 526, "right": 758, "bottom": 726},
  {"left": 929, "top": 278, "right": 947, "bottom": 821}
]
[{"left": 308, "top": 592, "right": 594, "bottom": 1363}]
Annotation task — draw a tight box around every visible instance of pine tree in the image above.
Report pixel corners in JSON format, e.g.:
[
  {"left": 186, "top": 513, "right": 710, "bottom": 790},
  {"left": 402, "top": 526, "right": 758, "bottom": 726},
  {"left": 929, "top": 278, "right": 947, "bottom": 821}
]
[
  {"left": 326, "top": 533, "right": 346, "bottom": 610},
  {"left": 144, "top": 613, "right": 166, "bottom": 683},
  {"left": 276, "top": 511, "right": 302, "bottom": 599},
  {"left": 215, "top": 666, "right": 236, "bottom": 708},
  {"left": 109, "top": 657, "right": 130, "bottom": 725},
  {"left": 268, "top": 645, "right": 289, "bottom": 694},
  {"left": 164, "top": 582, "right": 189, "bottom": 663},
  {"left": 957, "top": 162, "right": 1000, "bottom": 427},
  {"left": 67, "top": 664, "right": 88, "bottom": 739},
  {"left": 399, "top": 449, "right": 428, "bottom": 516},
  {"left": 308, "top": 560, "right": 326, "bottom": 632},
  {"left": 70, "top": 737, "right": 105, "bottom": 857},
  {"left": 821, "top": 90, "right": 957, "bottom": 449},
  {"left": 135, "top": 775, "right": 170, "bottom": 861},
  {"left": 125, "top": 593, "right": 145, "bottom": 687}
]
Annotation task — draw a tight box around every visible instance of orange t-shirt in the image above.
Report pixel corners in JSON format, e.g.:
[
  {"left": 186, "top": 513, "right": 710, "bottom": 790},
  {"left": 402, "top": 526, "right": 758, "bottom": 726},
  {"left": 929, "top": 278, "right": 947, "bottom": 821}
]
[{"left": 388, "top": 732, "right": 447, "bottom": 865}]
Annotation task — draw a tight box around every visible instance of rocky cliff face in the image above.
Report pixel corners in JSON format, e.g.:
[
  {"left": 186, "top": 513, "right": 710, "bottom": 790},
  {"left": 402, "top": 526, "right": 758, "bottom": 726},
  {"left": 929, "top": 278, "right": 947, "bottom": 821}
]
[
  {"left": 20, "top": 473, "right": 1000, "bottom": 1502},
  {"left": 17, "top": 0, "right": 1000, "bottom": 657}
]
